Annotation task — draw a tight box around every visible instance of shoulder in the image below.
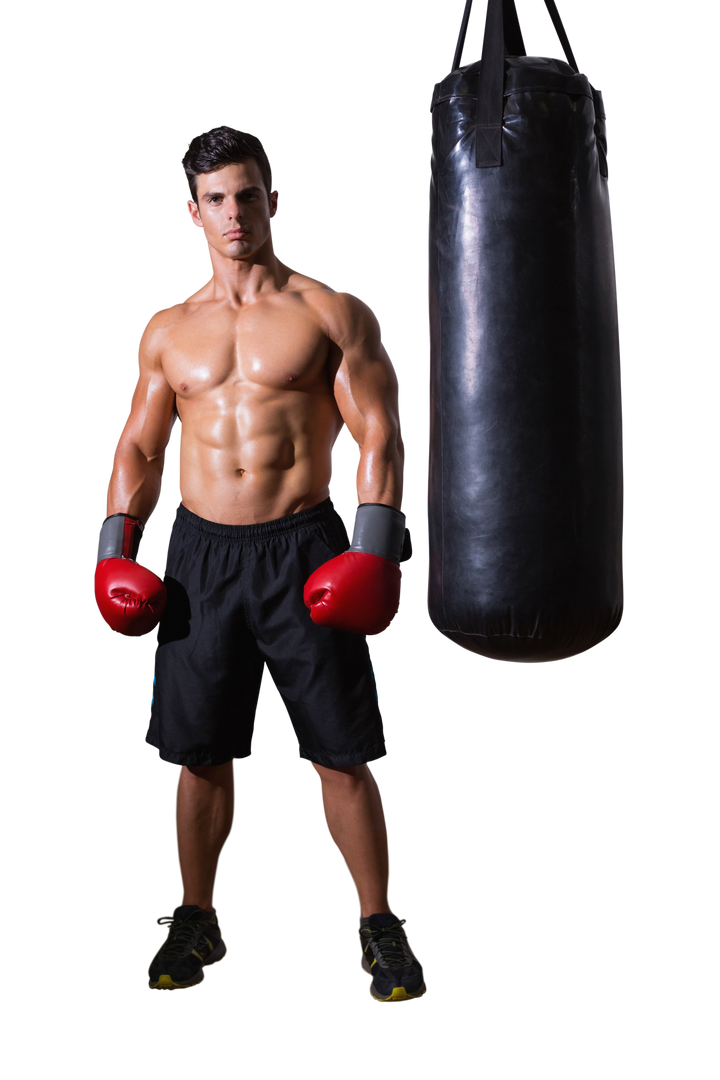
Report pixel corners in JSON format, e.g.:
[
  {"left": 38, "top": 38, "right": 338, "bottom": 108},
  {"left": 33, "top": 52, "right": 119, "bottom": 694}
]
[
  {"left": 299, "top": 287, "right": 379, "bottom": 345},
  {"left": 281, "top": 265, "right": 373, "bottom": 323},
  {"left": 133, "top": 300, "right": 185, "bottom": 371},
  {"left": 144, "top": 302, "right": 189, "bottom": 334},
  {"left": 141, "top": 291, "right": 207, "bottom": 342},
  {"left": 282, "top": 267, "right": 334, "bottom": 295},
  {"left": 146, "top": 280, "right": 215, "bottom": 330}
]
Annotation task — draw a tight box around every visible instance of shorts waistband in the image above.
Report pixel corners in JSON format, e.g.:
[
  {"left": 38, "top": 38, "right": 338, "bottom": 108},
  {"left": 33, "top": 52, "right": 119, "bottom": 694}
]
[{"left": 176, "top": 498, "right": 337, "bottom": 541}]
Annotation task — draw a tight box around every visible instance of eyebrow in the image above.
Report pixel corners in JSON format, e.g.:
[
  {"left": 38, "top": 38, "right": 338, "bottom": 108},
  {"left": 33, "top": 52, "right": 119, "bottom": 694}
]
[{"left": 201, "top": 185, "right": 263, "bottom": 201}]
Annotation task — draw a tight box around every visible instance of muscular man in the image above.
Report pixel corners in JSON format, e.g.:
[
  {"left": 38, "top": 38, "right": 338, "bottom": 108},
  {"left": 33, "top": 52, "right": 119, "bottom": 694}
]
[{"left": 95, "top": 127, "right": 425, "bottom": 1002}]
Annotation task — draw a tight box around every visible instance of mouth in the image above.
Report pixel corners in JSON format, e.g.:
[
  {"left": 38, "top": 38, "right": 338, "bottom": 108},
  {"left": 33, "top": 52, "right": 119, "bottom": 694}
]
[{"left": 225, "top": 230, "right": 248, "bottom": 240}]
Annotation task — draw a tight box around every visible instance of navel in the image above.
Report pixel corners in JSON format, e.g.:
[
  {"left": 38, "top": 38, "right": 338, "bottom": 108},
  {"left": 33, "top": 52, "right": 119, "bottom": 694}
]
[{"left": 236, "top": 468, "right": 246, "bottom": 477}]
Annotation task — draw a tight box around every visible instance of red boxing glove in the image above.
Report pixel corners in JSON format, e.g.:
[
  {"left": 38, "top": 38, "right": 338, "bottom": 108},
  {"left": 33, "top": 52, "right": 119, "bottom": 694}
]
[
  {"left": 95, "top": 514, "right": 167, "bottom": 636},
  {"left": 304, "top": 504, "right": 411, "bottom": 635},
  {"left": 305, "top": 551, "right": 401, "bottom": 635}
]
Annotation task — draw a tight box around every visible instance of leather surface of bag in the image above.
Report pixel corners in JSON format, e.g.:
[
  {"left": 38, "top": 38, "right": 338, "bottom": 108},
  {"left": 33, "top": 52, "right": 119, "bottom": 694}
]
[{"left": 428, "top": 0, "right": 623, "bottom": 661}]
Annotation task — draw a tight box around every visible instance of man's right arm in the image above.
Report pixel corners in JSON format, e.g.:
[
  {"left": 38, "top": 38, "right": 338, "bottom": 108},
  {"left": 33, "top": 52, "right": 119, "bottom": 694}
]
[{"left": 107, "top": 314, "right": 177, "bottom": 521}]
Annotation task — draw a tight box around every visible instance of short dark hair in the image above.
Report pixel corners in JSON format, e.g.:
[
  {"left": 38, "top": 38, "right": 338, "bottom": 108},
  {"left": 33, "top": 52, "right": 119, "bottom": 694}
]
[{"left": 182, "top": 126, "right": 272, "bottom": 202}]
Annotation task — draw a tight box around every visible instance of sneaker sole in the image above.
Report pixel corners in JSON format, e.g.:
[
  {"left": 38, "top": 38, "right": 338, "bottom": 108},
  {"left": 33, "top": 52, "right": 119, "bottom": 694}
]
[
  {"left": 358, "top": 950, "right": 431, "bottom": 997},
  {"left": 371, "top": 983, "right": 427, "bottom": 1002},
  {"left": 149, "top": 939, "right": 227, "bottom": 990}
]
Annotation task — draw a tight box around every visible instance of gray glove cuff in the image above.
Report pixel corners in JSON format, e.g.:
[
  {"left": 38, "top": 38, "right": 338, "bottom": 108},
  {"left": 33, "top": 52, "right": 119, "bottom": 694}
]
[
  {"left": 348, "top": 503, "right": 412, "bottom": 563},
  {"left": 97, "top": 513, "right": 144, "bottom": 564}
]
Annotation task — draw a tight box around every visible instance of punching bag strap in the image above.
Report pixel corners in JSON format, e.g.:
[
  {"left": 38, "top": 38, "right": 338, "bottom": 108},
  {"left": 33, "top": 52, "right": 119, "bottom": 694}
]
[
  {"left": 475, "top": 0, "right": 506, "bottom": 167},
  {"left": 451, "top": 0, "right": 580, "bottom": 167},
  {"left": 502, "top": 0, "right": 525, "bottom": 58},
  {"left": 452, "top": 0, "right": 474, "bottom": 72},
  {"left": 542, "top": 0, "right": 578, "bottom": 73},
  {"left": 452, "top": 0, "right": 526, "bottom": 73}
]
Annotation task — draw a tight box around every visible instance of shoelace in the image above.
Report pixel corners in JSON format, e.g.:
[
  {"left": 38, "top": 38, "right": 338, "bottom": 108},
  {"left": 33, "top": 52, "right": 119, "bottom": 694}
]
[
  {"left": 156, "top": 915, "right": 209, "bottom": 959},
  {"left": 360, "top": 920, "right": 410, "bottom": 972}
]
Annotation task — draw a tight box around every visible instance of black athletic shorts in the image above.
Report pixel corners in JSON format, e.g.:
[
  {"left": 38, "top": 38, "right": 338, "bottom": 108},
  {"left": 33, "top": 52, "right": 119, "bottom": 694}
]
[{"left": 146, "top": 500, "right": 385, "bottom": 768}]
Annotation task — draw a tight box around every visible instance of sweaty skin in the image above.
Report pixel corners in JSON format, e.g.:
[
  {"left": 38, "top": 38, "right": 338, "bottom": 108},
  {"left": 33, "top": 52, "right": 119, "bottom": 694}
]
[
  {"left": 159, "top": 283, "right": 339, "bottom": 523},
  {"left": 107, "top": 159, "right": 403, "bottom": 525}
]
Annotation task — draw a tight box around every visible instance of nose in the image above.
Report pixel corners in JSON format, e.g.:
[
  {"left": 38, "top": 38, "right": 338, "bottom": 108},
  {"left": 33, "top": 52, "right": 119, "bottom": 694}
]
[{"left": 227, "top": 196, "right": 243, "bottom": 219}]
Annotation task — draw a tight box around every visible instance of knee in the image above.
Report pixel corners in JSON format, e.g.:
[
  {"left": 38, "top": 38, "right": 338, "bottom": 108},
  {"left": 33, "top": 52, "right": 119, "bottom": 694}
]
[
  {"left": 183, "top": 761, "right": 232, "bottom": 783},
  {"left": 313, "top": 762, "right": 368, "bottom": 791}
]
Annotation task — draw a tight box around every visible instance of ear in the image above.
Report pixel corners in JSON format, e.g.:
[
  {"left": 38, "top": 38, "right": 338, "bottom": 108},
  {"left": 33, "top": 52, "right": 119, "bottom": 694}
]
[
  {"left": 269, "top": 191, "right": 278, "bottom": 218},
  {"left": 188, "top": 200, "right": 204, "bottom": 228}
]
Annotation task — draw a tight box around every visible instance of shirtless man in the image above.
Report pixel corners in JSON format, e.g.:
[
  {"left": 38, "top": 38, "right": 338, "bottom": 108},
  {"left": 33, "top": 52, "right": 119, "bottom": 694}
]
[{"left": 94, "top": 127, "right": 425, "bottom": 1002}]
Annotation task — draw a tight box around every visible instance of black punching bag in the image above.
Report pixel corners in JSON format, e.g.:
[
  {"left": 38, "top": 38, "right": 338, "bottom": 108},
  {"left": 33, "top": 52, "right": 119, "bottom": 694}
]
[{"left": 428, "top": 0, "right": 623, "bottom": 662}]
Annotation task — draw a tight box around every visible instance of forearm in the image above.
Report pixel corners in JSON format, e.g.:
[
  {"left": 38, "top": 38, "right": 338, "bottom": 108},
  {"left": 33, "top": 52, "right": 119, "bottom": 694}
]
[
  {"left": 107, "top": 440, "right": 165, "bottom": 522},
  {"left": 356, "top": 430, "right": 404, "bottom": 509}
]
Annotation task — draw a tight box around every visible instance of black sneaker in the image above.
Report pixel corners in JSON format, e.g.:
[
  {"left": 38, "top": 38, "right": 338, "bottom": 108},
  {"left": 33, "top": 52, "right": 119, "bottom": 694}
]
[
  {"left": 148, "top": 905, "right": 227, "bottom": 990},
  {"left": 356, "top": 911, "right": 427, "bottom": 1002}
]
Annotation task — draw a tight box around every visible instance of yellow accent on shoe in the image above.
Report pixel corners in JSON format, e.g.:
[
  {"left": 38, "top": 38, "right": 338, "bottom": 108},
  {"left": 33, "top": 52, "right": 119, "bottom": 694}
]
[
  {"left": 371, "top": 959, "right": 377, "bottom": 968},
  {"left": 369, "top": 989, "right": 431, "bottom": 1002},
  {"left": 192, "top": 950, "right": 203, "bottom": 960},
  {"left": 149, "top": 970, "right": 205, "bottom": 990}
]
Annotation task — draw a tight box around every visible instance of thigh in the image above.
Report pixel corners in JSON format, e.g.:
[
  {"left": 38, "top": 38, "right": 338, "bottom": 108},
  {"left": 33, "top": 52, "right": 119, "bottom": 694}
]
[
  {"left": 249, "top": 515, "right": 386, "bottom": 768},
  {"left": 146, "top": 521, "right": 264, "bottom": 766}
]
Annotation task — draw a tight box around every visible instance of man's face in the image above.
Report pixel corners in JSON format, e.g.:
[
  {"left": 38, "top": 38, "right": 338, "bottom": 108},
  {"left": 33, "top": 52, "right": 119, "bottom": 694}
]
[{"left": 188, "top": 159, "right": 277, "bottom": 260}]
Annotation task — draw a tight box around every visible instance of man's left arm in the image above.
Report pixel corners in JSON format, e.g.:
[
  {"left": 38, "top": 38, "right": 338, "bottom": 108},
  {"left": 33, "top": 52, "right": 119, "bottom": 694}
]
[
  {"left": 303, "top": 294, "right": 410, "bottom": 635},
  {"left": 328, "top": 293, "right": 404, "bottom": 509}
]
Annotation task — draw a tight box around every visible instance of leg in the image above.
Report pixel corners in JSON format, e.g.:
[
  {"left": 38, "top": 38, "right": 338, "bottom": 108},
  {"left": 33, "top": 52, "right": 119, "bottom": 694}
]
[
  {"left": 177, "top": 761, "right": 234, "bottom": 910},
  {"left": 313, "top": 762, "right": 390, "bottom": 918}
]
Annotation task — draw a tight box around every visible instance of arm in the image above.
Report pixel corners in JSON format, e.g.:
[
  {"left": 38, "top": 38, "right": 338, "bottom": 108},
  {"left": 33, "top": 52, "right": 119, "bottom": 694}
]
[
  {"left": 107, "top": 315, "right": 177, "bottom": 521},
  {"left": 95, "top": 315, "right": 176, "bottom": 637},
  {"left": 303, "top": 295, "right": 408, "bottom": 635},
  {"left": 325, "top": 294, "right": 404, "bottom": 510}
]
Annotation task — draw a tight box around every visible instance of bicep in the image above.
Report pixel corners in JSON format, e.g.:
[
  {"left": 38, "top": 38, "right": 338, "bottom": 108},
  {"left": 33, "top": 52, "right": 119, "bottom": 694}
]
[
  {"left": 118, "top": 327, "right": 176, "bottom": 460},
  {"left": 330, "top": 300, "right": 400, "bottom": 444}
]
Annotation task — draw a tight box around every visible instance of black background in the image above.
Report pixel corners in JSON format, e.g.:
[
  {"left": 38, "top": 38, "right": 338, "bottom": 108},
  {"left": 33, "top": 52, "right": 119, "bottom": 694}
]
[{"left": 69, "top": 0, "right": 643, "bottom": 1019}]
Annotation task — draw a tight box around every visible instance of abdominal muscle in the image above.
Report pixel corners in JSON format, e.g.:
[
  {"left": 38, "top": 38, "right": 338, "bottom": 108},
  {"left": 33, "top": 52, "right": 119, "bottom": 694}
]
[{"left": 177, "top": 381, "right": 342, "bottom": 525}]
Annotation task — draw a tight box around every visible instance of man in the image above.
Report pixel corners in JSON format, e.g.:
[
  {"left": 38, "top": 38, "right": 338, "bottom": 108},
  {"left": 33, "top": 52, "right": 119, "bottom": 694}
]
[{"left": 95, "top": 126, "right": 425, "bottom": 1002}]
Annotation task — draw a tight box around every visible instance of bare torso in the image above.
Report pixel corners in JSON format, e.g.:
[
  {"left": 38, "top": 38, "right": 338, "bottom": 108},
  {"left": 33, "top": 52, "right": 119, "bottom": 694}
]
[{"left": 155, "top": 271, "right": 343, "bottom": 524}]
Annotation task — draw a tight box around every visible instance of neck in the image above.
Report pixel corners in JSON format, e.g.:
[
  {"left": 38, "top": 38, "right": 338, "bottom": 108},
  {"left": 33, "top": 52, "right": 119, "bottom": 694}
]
[{"left": 206, "top": 236, "right": 287, "bottom": 305}]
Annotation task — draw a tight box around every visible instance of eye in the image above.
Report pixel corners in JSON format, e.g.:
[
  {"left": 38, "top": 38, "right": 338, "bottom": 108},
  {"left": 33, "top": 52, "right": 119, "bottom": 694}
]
[{"left": 209, "top": 196, "right": 221, "bottom": 204}]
